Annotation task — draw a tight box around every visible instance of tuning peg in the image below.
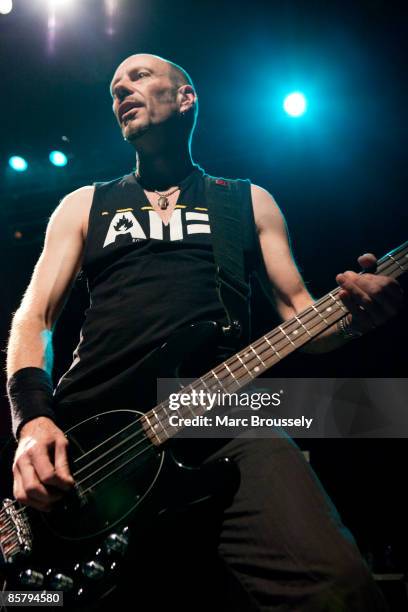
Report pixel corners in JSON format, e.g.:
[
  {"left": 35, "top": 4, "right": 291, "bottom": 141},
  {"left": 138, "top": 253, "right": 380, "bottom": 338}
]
[
  {"left": 82, "top": 560, "right": 105, "bottom": 580},
  {"left": 103, "top": 532, "right": 129, "bottom": 556},
  {"left": 19, "top": 569, "right": 44, "bottom": 587}
]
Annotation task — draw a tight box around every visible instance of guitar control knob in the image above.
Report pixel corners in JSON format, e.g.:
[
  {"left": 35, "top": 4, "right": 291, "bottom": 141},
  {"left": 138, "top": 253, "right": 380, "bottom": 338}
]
[
  {"left": 82, "top": 560, "right": 105, "bottom": 580},
  {"left": 48, "top": 572, "right": 74, "bottom": 591},
  {"left": 104, "top": 532, "right": 129, "bottom": 556},
  {"left": 19, "top": 569, "right": 44, "bottom": 587}
]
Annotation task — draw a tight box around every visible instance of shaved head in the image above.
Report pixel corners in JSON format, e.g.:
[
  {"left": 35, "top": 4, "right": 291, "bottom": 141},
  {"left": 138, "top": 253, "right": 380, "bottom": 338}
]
[
  {"left": 111, "top": 53, "right": 198, "bottom": 127},
  {"left": 111, "top": 53, "right": 198, "bottom": 148},
  {"left": 112, "top": 53, "right": 195, "bottom": 94},
  {"left": 140, "top": 54, "right": 194, "bottom": 88}
]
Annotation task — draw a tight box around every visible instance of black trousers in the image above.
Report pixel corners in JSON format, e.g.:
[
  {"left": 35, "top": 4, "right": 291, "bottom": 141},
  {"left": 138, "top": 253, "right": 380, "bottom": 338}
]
[{"left": 88, "top": 434, "right": 387, "bottom": 612}]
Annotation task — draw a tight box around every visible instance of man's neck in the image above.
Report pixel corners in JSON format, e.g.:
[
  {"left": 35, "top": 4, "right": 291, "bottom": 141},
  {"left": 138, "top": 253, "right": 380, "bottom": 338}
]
[{"left": 135, "top": 146, "right": 195, "bottom": 192}]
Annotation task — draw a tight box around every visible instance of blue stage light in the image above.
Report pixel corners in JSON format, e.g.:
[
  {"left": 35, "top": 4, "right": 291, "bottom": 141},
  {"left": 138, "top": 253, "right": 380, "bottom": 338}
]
[
  {"left": 49, "top": 150, "right": 68, "bottom": 167},
  {"left": 283, "top": 92, "right": 307, "bottom": 117},
  {"left": 8, "top": 156, "right": 28, "bottom": 172}
]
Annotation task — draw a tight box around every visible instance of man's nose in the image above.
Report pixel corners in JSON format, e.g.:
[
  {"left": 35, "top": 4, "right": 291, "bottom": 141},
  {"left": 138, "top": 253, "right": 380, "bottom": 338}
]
[{"left": 114, "top": 82, "right": 133, "bottom": 102}]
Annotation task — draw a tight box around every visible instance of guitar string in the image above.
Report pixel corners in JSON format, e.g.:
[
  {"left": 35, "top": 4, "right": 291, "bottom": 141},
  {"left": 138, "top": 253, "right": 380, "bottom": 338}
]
[
  {"left": 0, "top": 302, "right": 304, "bottom": 508},
  {"left": 71, "top": 245, "right": 406, "bottom": 474},
  {"left": 1, "top": 251, "right": 405, "bottom": 513},
  {"left": 70, "top": 289, "right": 343, "bottom": 474},
  {"left": 76, "top": 294, "right": 346, "bottom": 495},
  {"left": 73, "top": 252, "right": 406, "bottom": 490},
  {"left": 75, "top": 243, "right": 408, "bottom": 476},
  {"left": 70, "top": 246, "right": 405, "bottom": 485},
  {"left": 0, "top": 252, "right": 406, "bottom": 514},
  {"left": 79, "top": 440, "right": 159, "bottom": 496},
  {"left": 71, "top": 289, "right": 345, "bottom": 480},
  {"left": 4, "top": 288, "right": 339, "bottom": 505},
  {"left": 0, "top": 253, "right": 404, "bottom": 514},
  {"left": 72, "top": 292, "right": 347, "bottom": 486},
  {"left": 61, "top": 253, "right": 405, "bottom": 490}
]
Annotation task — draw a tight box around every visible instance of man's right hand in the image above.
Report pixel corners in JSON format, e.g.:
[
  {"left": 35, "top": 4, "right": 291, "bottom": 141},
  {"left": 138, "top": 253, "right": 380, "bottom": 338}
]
[{"left": 13, "top": 416, "right": 75, "bottom": 512}]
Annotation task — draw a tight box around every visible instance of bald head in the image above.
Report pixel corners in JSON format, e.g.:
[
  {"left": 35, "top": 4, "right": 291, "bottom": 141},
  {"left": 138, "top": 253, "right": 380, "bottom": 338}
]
[
  {"left": 112, "top": 53, "right": 195, "bottom": 96},
  {"left": 146, "top": 54, "right": 193, "bottom": 89},
  {"left": 110, "top": 53, "right": 198, "bottom": 145}
]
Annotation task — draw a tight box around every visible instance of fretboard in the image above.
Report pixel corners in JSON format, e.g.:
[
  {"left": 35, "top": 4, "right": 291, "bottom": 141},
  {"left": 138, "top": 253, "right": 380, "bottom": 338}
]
[{"left": 142, "top": 240, "right": 408, "bottom": 445}]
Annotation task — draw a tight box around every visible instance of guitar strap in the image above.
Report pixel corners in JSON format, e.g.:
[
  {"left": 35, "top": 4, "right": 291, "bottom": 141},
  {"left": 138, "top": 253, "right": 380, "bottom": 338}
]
[{"left": 204, "top": 174, "right": 276, "bottom": 347}]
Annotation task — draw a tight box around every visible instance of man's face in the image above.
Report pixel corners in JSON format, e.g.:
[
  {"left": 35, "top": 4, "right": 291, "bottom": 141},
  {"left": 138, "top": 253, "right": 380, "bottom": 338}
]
[{"left": 110, "top": 55, "right": 180, "bottom": 142}]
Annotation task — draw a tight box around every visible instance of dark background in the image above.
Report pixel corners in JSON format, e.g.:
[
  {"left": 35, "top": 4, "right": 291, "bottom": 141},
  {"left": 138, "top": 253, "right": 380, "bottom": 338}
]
[{"left": 0, "top": 0, "right": 407, "bottom": 573}]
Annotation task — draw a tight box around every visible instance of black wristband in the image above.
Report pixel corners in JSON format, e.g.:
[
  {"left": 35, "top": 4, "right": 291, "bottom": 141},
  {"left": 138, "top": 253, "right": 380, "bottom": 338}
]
[{"left": 6, "top": 367, "right": 57, "bottom": 440}]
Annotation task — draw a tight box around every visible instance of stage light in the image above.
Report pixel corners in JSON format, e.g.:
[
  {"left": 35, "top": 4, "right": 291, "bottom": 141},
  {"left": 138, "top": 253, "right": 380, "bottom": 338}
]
[
  {"left": 49, "top": 0, "right": 76, "bottom": 7},
  {"left": 283, "top": 92, "right": 307, "bottom": 117},
  {"left": 0, "top": 0, "right": 13, "bottom": 15},
  {"left": 105, "top": 0, "right": 118, "bottom": 17},
  {"left": 49, "top": 150, "right": 68, "bottom": 167},
  {"left": 105, "top": 0, "right": 118, "bottom": 36},
  {"left": 8, "top": 156, "right": 28, "bottom": 172}
]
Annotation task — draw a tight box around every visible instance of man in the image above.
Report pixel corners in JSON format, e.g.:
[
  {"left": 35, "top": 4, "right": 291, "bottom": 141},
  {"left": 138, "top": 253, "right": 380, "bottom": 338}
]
[{"left": 6, "top": 54, "right": 403, "bottom": 610}]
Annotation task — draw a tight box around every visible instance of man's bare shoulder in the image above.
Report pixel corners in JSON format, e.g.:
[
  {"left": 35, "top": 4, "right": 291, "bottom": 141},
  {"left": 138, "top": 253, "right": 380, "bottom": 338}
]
[
  {"left": 250, "top": 183, "right": 286, "bottom": 233},
  {"left": 57, "top": 185, "right": 95, "bottom": 240},
  {"left": 60, "top": 185, "right": 95, "bottom": 208}
]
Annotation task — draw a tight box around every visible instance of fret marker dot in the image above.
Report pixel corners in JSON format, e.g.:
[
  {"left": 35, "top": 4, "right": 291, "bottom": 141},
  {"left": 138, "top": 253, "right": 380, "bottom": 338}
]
[
  {"left": 326, "top": 307, "right": 332, "bottom": 312},
  {"left": 293, "top": 330, "right": 298, "bottom": 335},
  {"left": 254, "top": 366, "right": 260, "bottom": 373}
]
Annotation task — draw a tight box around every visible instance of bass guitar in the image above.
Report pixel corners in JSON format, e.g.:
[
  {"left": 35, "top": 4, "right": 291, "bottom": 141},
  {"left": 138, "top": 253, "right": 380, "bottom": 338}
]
[{"left": 0, "top": 240, "right": 406, "bottom": 605}]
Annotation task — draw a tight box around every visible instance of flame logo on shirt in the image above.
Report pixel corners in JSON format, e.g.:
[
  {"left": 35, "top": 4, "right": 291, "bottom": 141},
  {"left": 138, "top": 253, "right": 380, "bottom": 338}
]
[{"left": 114, "top": 215, "right": 134, "bottom": 232}]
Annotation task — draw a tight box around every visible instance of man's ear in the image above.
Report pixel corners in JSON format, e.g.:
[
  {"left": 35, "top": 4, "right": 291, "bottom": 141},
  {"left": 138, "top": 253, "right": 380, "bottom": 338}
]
[{"left": 178, "top": 84, "right": 197, "bottom": 113}]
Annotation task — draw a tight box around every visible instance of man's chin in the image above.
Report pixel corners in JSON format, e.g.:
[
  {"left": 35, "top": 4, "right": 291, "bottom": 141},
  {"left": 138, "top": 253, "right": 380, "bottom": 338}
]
[{"left": 122, "top": 122, "right": 148, "bottom": 142}]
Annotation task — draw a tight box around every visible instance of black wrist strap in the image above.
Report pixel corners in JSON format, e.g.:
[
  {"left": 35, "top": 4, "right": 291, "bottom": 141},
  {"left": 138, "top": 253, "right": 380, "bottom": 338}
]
[{"left": 6, "top": 367, "right": 57, "bottom": 440}]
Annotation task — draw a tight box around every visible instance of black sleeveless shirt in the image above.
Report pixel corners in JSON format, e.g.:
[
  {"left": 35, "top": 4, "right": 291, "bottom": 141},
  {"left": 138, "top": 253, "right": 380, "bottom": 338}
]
[{"left": 53, "top": 166, "right": 228, "bottom": 410}]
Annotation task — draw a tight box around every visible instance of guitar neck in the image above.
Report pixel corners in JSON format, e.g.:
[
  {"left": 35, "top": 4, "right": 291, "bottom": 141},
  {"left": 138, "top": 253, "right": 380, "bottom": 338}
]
[{"left": 142, "top": 240, "right": 408, "bottom": 445}]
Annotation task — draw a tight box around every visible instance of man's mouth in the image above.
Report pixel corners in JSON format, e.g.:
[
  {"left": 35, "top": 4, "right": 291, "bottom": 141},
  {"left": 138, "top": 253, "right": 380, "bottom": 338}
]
[
  {"left": 119, "top": 100, "right": 144, "bottom": 124},
  {"left": 122, "top": 107, "right": 140, "bottom": 125}
]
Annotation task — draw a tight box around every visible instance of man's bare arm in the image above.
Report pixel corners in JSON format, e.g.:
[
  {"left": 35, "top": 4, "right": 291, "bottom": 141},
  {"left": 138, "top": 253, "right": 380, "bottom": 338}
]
[
  {"left": 6, "top": 185, "right": 94, "bottom": 511},
  {"left": 251, "top": 184, "right": 403, "bottom": 353},
  {"left": 7, "top": 186, "right": 94, "bottom": 376}
]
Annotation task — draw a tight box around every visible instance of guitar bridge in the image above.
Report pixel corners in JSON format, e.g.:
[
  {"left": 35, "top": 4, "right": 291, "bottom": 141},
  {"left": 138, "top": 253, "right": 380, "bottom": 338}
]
[{"left": 0, "top": 499, "right": 32, "bottom": 565}]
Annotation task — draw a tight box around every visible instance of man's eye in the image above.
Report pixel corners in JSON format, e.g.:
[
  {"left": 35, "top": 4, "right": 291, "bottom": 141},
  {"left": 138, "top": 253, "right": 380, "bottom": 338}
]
[{"left": 137, "top": 72, "right": 149, "bottom": 79}]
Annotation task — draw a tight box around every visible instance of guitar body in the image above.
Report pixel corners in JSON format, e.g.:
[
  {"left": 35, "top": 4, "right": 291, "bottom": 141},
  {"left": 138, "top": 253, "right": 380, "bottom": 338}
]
[{"left": 0, "top": 321, "right": 240, "bottom": 604}]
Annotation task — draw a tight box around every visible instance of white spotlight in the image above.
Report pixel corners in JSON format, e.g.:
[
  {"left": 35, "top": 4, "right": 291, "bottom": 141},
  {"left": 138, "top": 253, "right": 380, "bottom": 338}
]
[
  {"left": 283, "top": 92, "right": 307, "bottom": 117},
  {"left": 105, "top": 0, "right": 118, "bottom": 17},
  {"left": 0, "top": 0, "right": 13, "bottom": 15}
]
